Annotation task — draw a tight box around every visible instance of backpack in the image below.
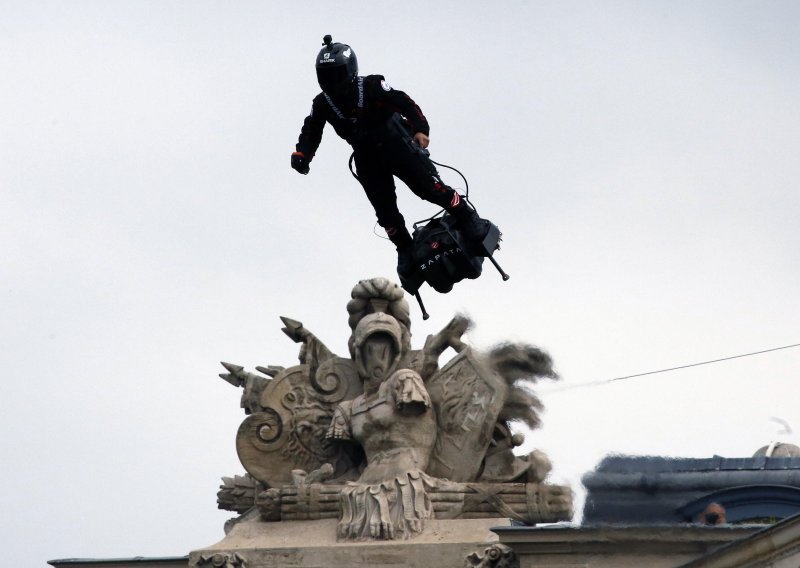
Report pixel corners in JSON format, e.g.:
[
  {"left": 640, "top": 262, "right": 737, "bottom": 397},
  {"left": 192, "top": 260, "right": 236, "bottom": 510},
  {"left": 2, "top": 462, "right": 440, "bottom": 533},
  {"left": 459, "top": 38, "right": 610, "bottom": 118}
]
[{"left": 411, "top": 214, "right": 484, "bottom": 293}]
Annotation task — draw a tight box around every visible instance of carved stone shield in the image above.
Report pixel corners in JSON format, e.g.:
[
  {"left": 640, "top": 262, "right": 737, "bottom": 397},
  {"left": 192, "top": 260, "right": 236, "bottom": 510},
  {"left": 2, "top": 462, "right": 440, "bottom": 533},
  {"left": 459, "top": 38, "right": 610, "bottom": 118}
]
[
  {"left": 425, "top": 348, "right": 507, "bottom": 482},
  {"left": 236, "top": 357, "right": 362, "bottom": 487}
]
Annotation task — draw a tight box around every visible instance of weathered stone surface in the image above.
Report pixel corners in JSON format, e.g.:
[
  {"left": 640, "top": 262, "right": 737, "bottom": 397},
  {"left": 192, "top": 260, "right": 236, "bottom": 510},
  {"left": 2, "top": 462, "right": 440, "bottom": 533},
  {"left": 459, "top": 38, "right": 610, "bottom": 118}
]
[
  {"left": 195, "top": 553, "right": 247, "bottom": 568},
  {"left": 464, "top": 543, "right": 519, "bottom": 568},
  {"left": 190, "top": 518, "right": 510, "bottom": 568},
  {"left": 235, "top": 359, "right": 362, "bottom": 487},
  {"left": 257, "top": 479, "right": 572, "bottom": 526},
  {"left": 217, "top": 474, "right": 263, "bottom": 514},
  {"left": 426, "top": 349, "right": 507, "bottom": 482}
]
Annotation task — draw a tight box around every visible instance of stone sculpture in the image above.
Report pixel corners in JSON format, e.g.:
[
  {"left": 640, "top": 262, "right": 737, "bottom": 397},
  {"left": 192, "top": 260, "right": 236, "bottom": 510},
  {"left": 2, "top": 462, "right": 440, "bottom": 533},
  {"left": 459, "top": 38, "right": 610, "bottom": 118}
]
[
  {"left": 218, "top": 277, "right": 572, "bottom": 541},
  {"left": 465, "top": 544, "right": 519, "bottom": 568},
  {"left": 195, "top": 552, "right": 248, "bottom": 568}
]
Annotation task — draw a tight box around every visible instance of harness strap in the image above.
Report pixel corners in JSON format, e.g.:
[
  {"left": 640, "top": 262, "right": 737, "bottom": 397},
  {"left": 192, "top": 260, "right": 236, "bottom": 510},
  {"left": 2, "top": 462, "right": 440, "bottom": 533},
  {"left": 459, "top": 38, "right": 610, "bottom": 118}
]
[{"left": 323, "top": 76, "right": 365, "bottom": 120}]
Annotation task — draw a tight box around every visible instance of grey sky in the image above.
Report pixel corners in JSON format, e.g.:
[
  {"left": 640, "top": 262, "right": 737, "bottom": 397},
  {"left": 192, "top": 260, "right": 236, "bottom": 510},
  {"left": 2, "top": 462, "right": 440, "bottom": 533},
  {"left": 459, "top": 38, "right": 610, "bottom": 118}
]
[{"left": 1, "top": 1, "right": 799, "bottom": 564}]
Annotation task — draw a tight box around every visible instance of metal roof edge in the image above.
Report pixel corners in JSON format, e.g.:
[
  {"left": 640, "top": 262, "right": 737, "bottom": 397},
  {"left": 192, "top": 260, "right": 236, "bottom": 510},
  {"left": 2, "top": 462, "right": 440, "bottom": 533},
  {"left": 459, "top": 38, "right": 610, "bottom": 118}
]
[{"left": 48, "top": 557, "right": 189, "bottom": 565}]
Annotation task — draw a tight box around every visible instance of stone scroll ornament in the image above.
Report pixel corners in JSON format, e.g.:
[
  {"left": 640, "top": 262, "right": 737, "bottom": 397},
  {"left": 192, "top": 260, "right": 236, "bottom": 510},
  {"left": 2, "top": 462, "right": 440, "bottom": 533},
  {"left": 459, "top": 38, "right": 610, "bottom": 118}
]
[
  {"left": 218, "top": 277, "right": 573, "bottom": 540},
  {"left": 465, "top": 544, "right": 519, "bottom": 568},
  {"left": 195, "top": 552, "right": 247, "bottom": 568}
]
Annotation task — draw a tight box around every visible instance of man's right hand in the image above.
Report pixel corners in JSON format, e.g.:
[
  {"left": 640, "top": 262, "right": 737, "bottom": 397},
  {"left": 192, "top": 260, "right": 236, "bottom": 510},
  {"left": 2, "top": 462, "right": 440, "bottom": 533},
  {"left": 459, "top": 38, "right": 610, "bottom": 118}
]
[{"left": 291, "top": 151, "right": 310, "bottom": 175}]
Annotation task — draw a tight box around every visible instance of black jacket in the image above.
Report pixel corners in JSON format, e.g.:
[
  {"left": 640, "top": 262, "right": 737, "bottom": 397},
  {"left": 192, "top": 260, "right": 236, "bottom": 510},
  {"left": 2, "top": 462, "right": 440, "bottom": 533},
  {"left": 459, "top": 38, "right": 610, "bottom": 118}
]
[{"left": 295, "top": 75, "right": 429, "bottom": 158}]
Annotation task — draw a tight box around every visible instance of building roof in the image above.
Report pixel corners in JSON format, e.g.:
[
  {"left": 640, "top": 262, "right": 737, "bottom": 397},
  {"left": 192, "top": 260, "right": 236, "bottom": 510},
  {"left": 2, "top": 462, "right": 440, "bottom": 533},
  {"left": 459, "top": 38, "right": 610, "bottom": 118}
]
[
  {"left": 582, "top": 454, "right": 800, "bottom": 524},
  {"left": 679, "top": 512, "right": 800, "bottom": 567}
]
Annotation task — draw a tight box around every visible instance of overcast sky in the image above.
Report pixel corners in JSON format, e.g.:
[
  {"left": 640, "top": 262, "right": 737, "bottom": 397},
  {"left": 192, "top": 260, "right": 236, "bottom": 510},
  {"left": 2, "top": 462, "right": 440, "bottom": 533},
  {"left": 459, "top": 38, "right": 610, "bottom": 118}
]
[{"left": 2, "top": 1, "right": 799, "bottom": 564}]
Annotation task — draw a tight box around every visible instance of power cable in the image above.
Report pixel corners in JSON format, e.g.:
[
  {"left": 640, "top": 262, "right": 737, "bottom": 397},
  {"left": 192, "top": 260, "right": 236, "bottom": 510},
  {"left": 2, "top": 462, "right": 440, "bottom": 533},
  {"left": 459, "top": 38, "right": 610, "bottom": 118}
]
[{"left": 540, "top": 342, "right": 800, "bottom": 394}]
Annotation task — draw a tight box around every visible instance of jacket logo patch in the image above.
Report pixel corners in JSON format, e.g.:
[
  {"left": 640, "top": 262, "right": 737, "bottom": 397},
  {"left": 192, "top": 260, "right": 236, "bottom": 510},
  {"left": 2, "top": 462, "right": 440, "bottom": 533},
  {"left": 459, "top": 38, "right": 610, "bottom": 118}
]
[
  {"left": 343, "top": 48, "right": 352, "bottom": 58},
  {"left": 381, "top": 80, "right": 392, "bottom": 91}
]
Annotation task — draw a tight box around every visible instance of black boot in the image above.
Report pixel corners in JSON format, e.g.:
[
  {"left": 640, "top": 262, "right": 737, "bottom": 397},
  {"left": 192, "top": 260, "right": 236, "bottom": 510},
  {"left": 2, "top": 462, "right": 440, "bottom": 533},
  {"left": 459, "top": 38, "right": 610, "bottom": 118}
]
[
  {"left": 450, "top": 201, "right": 489, "bottom": 241},
  {"left": 396, "top": 244, "right": 416, "bottom": 280},
  {"left": 386, "top": 225, "right": 417, "bottom": 281}
]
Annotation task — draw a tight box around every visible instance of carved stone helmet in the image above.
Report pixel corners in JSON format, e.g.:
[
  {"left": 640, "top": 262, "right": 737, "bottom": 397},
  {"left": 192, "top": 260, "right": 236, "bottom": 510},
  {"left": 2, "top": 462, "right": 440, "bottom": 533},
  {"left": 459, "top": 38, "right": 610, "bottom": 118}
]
[
  {"left": 347, "top": 277, "right": 411, "bottom": 359},
  {"left": 352, "top": 312, "right": 405, "bottom": 381}
]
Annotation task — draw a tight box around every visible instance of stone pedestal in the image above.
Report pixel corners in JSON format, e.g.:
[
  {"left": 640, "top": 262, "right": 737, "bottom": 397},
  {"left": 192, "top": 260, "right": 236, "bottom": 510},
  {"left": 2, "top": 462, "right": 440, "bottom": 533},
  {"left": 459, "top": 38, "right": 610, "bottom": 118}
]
[{"left": 190, "top": 517, "right": 510, "bottom": 568}]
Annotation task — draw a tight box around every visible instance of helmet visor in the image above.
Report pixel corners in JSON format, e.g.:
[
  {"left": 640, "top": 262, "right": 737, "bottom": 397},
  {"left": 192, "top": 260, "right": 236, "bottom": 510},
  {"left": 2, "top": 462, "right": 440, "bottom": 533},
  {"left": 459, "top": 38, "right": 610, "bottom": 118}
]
[{"left": 316, "top": 64, "right": 351, "bottom": 92}]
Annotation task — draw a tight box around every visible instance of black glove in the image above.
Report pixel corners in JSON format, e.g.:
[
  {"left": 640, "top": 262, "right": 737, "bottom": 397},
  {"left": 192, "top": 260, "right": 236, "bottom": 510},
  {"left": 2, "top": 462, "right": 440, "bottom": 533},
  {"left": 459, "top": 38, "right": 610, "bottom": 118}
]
[{"left": 291, "top": 152, "right": 310, "bottom": 175}]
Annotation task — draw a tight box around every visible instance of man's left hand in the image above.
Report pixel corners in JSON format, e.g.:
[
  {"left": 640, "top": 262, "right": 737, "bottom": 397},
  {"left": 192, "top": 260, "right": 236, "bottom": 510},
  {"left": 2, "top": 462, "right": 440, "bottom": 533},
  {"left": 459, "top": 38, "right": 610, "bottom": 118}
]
[
  {"left": 413, "top": 132, "right": 429, "bottom": 149},
  {"left": 291, "top": 151, "right": 310, "bottom": 174}
]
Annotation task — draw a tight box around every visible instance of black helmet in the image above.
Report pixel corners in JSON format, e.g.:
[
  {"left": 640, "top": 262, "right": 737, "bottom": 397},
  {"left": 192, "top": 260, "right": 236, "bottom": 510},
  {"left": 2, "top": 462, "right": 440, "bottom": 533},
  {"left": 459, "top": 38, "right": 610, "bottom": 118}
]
[{"left": 315, "top": 35, "right": 358, "bottom": 96}]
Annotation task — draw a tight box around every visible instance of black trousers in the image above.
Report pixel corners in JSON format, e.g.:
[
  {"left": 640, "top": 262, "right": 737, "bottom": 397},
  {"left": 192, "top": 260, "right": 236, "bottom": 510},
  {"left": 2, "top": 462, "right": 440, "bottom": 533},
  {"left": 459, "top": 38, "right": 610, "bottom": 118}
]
[{"left": 352, "top": 137, "right": 459, "bottom": 238}]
